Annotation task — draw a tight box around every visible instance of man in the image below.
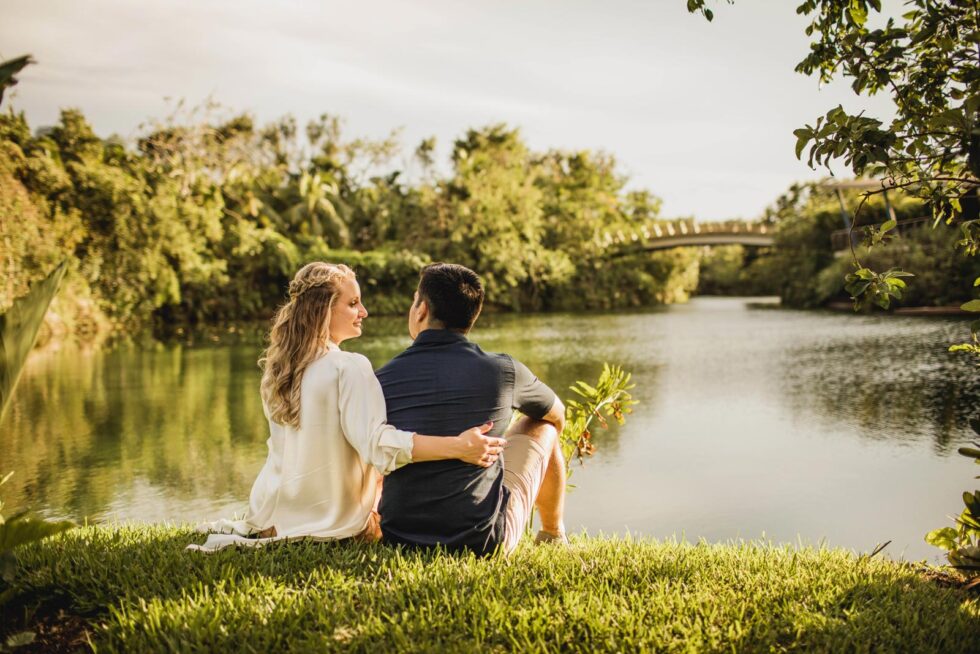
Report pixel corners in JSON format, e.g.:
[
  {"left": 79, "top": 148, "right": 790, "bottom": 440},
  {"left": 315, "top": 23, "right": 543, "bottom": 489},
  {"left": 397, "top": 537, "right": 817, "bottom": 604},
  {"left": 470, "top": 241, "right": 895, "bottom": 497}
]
[{"left": 376, "top": 263, "right": 568, "bottom": 555}]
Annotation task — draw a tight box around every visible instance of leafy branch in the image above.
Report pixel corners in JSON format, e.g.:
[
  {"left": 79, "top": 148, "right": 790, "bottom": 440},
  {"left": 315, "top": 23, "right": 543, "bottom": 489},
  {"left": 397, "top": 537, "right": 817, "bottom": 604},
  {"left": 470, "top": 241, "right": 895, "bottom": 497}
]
[
  {"left": 0, "top": 55, "right": 33, "bottom": 107},
  {"left": 925, "top": 418, "right": 980, "bottom": 580},
  {"left": 560, "top": 363, "right": 638, "bottom": 479},
  {"left": 949, "top": 276, "right": 980, "bottom": 358},
  {"left": 843, "top": 263, "right": 913, "bottom": 311}
]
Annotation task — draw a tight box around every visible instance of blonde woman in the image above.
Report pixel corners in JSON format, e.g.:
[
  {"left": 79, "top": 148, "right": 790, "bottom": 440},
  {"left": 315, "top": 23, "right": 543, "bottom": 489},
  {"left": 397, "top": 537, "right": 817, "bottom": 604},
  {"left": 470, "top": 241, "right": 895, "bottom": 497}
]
[{"left": 191, "top": 262, "right": 504, "bottom": 551}]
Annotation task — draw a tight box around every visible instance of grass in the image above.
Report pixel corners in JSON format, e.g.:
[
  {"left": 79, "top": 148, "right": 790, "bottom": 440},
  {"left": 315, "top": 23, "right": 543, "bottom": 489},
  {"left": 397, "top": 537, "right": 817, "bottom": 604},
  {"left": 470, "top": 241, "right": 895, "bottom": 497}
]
[{"left": 3, "top": 526, "right": 979, "bottom": 653}]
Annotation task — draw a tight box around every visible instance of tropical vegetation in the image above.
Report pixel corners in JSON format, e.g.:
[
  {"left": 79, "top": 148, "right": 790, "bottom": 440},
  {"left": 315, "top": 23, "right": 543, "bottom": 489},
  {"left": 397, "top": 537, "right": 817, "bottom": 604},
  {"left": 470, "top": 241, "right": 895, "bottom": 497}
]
[
  {"left": 0, "top": 57, "right": 77, "bottom": 650},
  {"left": 1, "top": 97, "right": 702, "bottom": 342}
]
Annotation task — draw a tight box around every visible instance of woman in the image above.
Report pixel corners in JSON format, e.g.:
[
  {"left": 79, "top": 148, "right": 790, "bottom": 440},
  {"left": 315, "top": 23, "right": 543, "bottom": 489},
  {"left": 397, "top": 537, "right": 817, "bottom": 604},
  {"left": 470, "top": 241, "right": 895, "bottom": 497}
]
[{"left": 191, "top": 262, "right": 503, "bottom": 551}]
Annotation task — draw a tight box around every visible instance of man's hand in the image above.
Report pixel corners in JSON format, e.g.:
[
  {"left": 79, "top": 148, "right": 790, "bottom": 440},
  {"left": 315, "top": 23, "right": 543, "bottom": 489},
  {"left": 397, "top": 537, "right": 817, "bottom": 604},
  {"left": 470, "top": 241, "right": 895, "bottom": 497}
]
[{"left": 455, "top": 422, "right": 505, "bottom": 467}]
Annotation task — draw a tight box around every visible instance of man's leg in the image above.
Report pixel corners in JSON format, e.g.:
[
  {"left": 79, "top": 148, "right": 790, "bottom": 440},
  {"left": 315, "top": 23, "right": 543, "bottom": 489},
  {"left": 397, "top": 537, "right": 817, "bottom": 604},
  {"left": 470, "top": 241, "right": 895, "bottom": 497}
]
[
  {"left": 533, "top": 432, "right": 567, "bottom": 539},
  {"left": 501, "top": 416, "right": 567, "bottom": 551}
]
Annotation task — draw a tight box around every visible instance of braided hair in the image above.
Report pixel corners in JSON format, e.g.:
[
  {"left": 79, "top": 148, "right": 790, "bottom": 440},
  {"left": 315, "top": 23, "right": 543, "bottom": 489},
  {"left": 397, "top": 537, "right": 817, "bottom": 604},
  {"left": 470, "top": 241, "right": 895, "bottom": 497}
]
[{"left": 259, "top": 262, "right": 355, "bottom": 428}]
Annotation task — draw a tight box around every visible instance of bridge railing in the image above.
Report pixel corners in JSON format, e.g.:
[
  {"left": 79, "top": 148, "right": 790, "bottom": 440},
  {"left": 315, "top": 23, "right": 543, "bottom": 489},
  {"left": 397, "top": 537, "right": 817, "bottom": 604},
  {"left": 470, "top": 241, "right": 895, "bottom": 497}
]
[{"left": 600, "top": 220, "right": 771, "bottom": 247}]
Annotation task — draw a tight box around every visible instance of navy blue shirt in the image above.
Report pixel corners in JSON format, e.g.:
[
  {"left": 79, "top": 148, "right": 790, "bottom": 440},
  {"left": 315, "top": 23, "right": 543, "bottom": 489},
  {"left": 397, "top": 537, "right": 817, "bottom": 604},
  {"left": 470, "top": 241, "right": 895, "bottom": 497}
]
[{"left": 376, "top": 329, "right": 557, "bottom": 555}]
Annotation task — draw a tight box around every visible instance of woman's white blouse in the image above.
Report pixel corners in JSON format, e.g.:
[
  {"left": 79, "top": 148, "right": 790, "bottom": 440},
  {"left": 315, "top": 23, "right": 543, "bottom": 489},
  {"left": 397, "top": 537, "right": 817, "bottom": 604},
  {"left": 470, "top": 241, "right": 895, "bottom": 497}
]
[{"left": 191, "top": 345, "right": 415, "bottom": 551}]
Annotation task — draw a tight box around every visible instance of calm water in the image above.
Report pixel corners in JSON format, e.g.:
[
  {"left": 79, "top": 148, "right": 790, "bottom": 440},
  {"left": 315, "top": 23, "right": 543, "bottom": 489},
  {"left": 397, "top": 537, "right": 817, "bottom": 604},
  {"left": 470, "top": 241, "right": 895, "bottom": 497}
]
[{"left": 2, "top": 297, "right": 977, "bottom": 561}]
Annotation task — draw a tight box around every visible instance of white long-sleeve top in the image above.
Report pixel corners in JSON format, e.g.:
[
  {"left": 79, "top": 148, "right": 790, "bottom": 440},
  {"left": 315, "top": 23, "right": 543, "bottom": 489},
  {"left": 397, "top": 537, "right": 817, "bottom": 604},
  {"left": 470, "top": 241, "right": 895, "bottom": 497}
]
[{"left": 190, "top": 344, "right": 415, "bottom": 551}]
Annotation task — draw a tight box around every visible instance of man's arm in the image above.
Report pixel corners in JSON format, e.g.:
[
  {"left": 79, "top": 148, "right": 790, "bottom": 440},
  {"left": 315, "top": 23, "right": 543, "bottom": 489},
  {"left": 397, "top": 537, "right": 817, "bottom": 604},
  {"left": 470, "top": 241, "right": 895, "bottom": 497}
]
[
  {"left": 512, "top": 357, "right": 564, "bottom": 432},
  {"left": 538, "top": 396, "right": 566, "bottom": 433}
]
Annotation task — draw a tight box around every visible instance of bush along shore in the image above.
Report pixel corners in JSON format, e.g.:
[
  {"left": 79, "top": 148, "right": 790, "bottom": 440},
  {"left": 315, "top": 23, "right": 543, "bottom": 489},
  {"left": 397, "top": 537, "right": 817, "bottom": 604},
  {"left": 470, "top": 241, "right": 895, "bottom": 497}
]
[{"left": 1, "top": 525, "right": 978, "bottom": 652}]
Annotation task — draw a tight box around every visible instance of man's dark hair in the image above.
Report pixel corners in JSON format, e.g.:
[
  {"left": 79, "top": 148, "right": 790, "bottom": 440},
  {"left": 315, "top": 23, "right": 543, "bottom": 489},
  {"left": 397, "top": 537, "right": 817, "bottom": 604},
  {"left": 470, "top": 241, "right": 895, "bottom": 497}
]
[{"left": 417, "top": 263, "right": 484, "bottom": 332}]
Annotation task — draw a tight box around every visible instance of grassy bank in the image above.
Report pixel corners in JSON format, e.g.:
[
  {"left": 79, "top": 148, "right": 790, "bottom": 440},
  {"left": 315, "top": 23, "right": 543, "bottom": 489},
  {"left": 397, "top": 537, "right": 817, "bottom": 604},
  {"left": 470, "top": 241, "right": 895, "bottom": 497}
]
[{"left": 3, "top": 526, "right": 978, "bottom": 652}]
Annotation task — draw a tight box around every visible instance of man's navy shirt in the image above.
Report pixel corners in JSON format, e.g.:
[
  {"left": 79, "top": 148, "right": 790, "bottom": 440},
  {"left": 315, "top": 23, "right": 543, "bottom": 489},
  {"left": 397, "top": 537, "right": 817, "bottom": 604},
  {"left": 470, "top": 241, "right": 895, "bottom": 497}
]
[{"left": 376, "top": 329, "right": 556, "bottom": 555}]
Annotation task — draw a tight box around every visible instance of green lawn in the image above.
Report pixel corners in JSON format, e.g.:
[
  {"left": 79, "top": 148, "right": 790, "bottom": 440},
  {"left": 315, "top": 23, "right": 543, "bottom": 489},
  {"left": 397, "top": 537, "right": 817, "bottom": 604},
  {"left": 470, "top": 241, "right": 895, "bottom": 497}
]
[{"left": 4, "top": 526, "right": 979, "bottom": 652}]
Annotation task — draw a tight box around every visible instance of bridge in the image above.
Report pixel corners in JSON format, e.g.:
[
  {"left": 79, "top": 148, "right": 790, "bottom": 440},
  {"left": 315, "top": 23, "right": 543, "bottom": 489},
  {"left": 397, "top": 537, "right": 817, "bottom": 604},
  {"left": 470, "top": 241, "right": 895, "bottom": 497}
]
[{"left": 602, "top": 220, "right": 774, "bottom": 258}]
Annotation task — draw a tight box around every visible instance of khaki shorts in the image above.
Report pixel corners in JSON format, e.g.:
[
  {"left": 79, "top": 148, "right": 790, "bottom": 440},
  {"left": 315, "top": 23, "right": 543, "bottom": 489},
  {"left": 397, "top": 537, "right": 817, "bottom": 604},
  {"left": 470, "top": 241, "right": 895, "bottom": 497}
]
[{"left": 499, "top": 431, "right": 550, "bottom": 554}]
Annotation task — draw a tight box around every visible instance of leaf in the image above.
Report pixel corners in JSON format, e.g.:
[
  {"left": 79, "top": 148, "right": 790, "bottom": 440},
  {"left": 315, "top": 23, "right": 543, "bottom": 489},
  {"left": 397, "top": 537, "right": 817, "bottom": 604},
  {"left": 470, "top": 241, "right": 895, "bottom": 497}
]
[
  {"left": 957, "top": 512, "right": 980, "bottom": 530},
  {"left": 880, "top": 219, "right": 896, "bottom": 233},
  {"left": 925, "top": 527, "right": 958, "bottom": 551},
  {"left": 793, "top": 128, "right": 813, "bottom": 159},
  {"left": 964, "top": 491, "right": 980, "bottom": 515},
  {"left": 0, "top": 261, "right": 68, "bottom": 422},
  {"left": 5, "top": 631, "right": 36, "bottom": 648},
  {"left": 0, "top": 514, "right": 75, "bottom": 554},
  {"left": 0, "top": 55, "right": 33, "bottom": 107},
  {"left": 959, "top": 447, "right": 980, "bottom": 459}
]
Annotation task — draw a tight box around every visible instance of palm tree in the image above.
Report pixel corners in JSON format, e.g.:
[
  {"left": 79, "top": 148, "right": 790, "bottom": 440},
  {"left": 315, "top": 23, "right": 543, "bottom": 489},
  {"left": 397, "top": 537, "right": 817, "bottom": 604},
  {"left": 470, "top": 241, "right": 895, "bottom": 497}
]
[{"left": 258, "top": 170, "right": 350, "bottom": 247}]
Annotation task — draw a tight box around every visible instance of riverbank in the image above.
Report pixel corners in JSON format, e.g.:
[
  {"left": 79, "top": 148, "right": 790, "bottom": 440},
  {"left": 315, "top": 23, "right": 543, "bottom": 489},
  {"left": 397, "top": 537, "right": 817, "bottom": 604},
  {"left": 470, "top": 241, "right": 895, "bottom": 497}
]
[
  {"left": 4, "top": 526, "right": 978, "bottom": 652},
  {"left": 825, "top": 301, "right": 972, "bottom": 317}
]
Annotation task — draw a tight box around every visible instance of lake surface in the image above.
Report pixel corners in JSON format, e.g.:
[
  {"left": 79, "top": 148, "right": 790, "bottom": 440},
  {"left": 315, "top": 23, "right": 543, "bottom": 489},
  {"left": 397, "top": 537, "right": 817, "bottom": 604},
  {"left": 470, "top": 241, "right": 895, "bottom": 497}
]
[{"left": 3, "top": 297, "right": 977, "bottom": 561}]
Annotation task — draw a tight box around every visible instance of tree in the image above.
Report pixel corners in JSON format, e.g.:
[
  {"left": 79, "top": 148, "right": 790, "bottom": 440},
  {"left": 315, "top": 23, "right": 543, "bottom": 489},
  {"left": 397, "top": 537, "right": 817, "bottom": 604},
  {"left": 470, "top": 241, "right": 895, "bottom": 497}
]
[
  {"left": 440, "top": 125, "right": 570, "bottom": 308},
  {"left": 687, "top": 0, "right": 980, "bottom": 580},
  {"left": 687, "top": 0, "right": 980, "bottom": 341}
]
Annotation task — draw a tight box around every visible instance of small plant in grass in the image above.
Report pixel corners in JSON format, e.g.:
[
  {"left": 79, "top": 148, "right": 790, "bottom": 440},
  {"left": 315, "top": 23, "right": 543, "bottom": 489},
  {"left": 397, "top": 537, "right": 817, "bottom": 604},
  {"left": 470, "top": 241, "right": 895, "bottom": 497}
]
[
  {"left": 0, "top": 471, "right": 76, "bottom": 649},
  {"left": 560, "top": 363, "right": 637, "bottom": 478},
  {"left": 926, "top": 416, "right": 980, "bottom": 582}
]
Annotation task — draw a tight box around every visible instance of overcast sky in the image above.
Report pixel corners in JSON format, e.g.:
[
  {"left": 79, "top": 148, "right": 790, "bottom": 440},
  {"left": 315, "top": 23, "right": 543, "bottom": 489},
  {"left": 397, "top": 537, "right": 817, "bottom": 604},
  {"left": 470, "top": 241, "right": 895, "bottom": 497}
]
[{"left": 1, "top": 0, "right": 897, "bottom": 220}]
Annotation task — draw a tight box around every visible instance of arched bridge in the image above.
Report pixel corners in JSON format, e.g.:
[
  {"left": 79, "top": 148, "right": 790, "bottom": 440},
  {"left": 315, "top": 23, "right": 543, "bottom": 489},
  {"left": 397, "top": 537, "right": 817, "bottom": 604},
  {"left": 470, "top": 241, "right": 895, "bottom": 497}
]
[{"left": 602, "top": 220, "right": 774, "bottom": 259}]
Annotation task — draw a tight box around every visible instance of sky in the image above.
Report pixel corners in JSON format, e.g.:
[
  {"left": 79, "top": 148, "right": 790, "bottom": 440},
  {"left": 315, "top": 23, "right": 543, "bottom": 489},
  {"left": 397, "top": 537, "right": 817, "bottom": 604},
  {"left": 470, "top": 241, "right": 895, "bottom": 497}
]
[{"left": 1, "top": 0, "right": 898, "bottom": 221}]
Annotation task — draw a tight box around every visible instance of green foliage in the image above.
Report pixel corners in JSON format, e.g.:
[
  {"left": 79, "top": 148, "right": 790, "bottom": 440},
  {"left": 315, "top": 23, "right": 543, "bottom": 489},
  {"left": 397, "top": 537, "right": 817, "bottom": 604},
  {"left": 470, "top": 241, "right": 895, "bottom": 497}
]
[
  {"left": 685, "top": 0, "right": 733, "bottom": 22},
  {"left": 926, "top": 418, "right": 980, "bottom": 577},
  {"left": 307, "top": 246, "right": 433, "bottom": 316},
  {"left": 791, "top": 1, "right": 980, "bottom": 223},
  {"left": 843, "top": 266, "right": 913, "bottom": 310},
  {"left": 949, "top": 276, "right": 980, "bottom": 359},
  {"left": 790, "top": 1, "right": 980, "bottom": 312},
  {"left": 697, "top": 244, "right": 779, "bottom": 296},
  {"left": 735, "top": 181, "right": 948, "bottom": 308},
  {"left": 0, "top": 55, "right": 32, "bottom": 107},
  {"left": 4, "top": 526, "right": 979, "bottom": 651},
  {"left": 687, "top": 1, "right": 980, "bottom": 321},
  {"left": 2, "top": 104, "right": 702, "bottom": 339},
  {"left": 0, "top": 473, "right": 75, "bottom": 609},
  {"left": 560, "top": 364, "right": 637, "bottom": 476},
  {"left": 0, "top": 262, "right": 67, "bottom": 421},
  {"left": 722, "top": 179, "right": 980, "bottom": 309}
]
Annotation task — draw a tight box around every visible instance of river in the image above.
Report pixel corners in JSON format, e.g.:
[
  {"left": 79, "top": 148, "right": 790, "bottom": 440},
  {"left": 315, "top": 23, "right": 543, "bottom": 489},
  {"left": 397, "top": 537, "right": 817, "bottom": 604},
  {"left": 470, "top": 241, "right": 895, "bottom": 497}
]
[{"left": 3, "top": 297, "right": 977, "bottom": 561}]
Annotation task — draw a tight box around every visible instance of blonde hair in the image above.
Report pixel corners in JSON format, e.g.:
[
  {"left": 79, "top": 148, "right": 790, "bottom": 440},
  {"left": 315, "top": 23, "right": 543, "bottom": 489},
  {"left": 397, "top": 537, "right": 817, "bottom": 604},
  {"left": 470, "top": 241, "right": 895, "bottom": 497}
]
[{"left": 259, "top": 262, "right": 356, "bottom": 428}]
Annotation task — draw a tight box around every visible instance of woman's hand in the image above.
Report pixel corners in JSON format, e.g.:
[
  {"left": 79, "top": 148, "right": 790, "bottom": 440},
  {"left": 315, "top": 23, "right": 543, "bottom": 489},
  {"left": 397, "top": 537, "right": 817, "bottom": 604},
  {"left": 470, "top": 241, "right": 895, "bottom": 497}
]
[{"left": 455, "top": 422, "right": 505, "bottom": 467}]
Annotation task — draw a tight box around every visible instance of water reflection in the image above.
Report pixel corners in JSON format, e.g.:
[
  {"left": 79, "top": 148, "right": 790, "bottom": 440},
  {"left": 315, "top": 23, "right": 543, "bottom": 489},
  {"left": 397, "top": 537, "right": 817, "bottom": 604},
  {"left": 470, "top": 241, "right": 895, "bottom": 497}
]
[
  {"left": 777, "top": 312, "right": 978, "bottom": 453},
  {"left": 3, "top": 344, "right": 269, "bottom": 521},
  {"left": 1, "top": 298, "right": 976, "bottom": 561}
]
